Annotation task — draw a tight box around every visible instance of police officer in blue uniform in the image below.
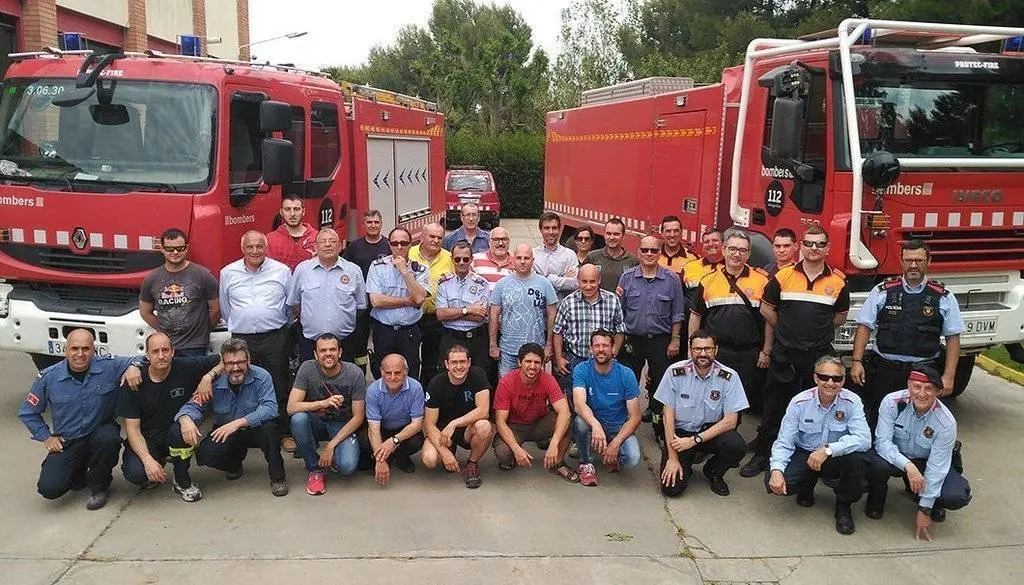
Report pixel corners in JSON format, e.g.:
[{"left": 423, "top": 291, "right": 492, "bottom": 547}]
[
  {"left": 851, "top": 239, "right": 965, "bottom": 428},
  {"left": 766, "top": 355, "right": 871, "bottom": 535},
  {"left": 866, "top": 366, "right": 971, "bottom": 541},
  {"left": 366, "top": 227, "right": 431, "bottom": 379},
  {"left": 654, "top": 329, "right": 748, "bottom": 498},
  {"left": 18, "top": 329, "right": 141, "bottom": 510},
  {"left": 435, "top": 242, "right": 493, "bottom": 377}
]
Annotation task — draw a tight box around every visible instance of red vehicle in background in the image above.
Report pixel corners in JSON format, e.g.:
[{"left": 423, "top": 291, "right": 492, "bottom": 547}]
[
  {"left": 545, "top": 19, "right": 1024, "bottom": 395},
  {"left": 0, "top": 47, "right": 445, "bottom": 368},
  {"left": 444, "top": 166, "right": 500, "bottom": 229}
]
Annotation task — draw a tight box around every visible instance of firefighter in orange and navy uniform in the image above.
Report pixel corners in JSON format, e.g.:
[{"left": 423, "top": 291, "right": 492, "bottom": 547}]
[{"left": 681, "top": 229, "right": 725, "bottom": 306}]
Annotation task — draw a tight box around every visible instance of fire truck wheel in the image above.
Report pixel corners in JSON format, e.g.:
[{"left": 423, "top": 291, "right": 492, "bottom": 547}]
[
  {"left": 30, "top": 353, "right": 63, "bottom": 373},
  {"left": 950, "top": 355, "right": 976, "bottom": 397}
]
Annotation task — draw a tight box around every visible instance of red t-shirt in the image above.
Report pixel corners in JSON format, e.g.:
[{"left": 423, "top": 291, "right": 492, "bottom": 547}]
[
  {"left": 266, "top": 223, "right": 318, "bottom": 271},
  {"left": 493, "top": 370, "right": 564, "bottom": 425}
]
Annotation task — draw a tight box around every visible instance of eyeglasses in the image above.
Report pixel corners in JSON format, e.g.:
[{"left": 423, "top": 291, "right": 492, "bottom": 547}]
[
  {"left": 639, "top": 247, "right": 660, "bottom": 254},
  {"left": 389, "top": 240, "right": 411, "bottom": 247},
  {"left": 492, "top": 237, "right": 510, "bottom": 242},
  {"left": 453, "top": 257, "right": 472, "bottom": 264},
  {"left": 814, "top": 373, "right": 845, "bottom": 383},
  {"left": 575, "top": 235, "right": 591, "bottom": 241},
  {"left": 690, "top": 346, "right": 717, "bottom": 354},
  {"left": 162, "top": 245, "right": 187, "bottom": 253},
  {"left": 802, "top": 240, "right": 829, "bottom": 249},
  {"left": 901, "top": 258, "right": 927, "bottom": 265},
  {"left": 319, "top": 239, "right": 340, "bottom": 245},
  {"left": 725, "top": 246, "right": 750, "bottom": 254}
]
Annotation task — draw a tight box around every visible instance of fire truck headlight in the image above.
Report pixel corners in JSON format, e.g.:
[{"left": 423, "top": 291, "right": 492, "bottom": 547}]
[{"left": 0, "top": 282, "right": 12, "bottom": 318}]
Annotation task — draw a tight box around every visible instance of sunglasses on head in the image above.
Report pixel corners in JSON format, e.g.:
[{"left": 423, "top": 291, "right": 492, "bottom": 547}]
[
  {"left": 814, "top": 372, "right": 844, "bottom": 383},
  {"left": 162, "top": 245, "right": 187, "bottom": 253},
  {"left": 802, "top": 240, "right": 829, "bottom": 249}
]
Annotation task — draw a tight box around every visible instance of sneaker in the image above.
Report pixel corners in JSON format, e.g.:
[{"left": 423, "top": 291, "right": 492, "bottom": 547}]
[
  {"left": 568, "top": 443, "right": 579, "bottom": 459},
  {"left": 462, "top": 461, "right": 482, "bottom": 489},
  {"left": 395, "top": 457, "right": 416, "bottom": 474},
  {"left": 226, "top": 468, "right": 244, "bottom": 481},
  {"left": 604, "top": 459, "right": 620, "bottom": 473},
  {"left": 739, "top": 454, "right": 768, "bottom": 478},
  {"left": 172, "top": 481, "right": 203, "bottom": 502},
  {"left": 281, "top": 437, "right": 297, "bottom": 453},
  {"left": 305, "top": 471, "right": 326, "bottom": 496},
  {"left": 579, "top": 463, "right": 598, "bottom": 487},
  {"left": 85, "top": 490, "right": 109, "bottom": 510},
  {"left": 271, "top": 479, "right": 289, "bottom": 497}
]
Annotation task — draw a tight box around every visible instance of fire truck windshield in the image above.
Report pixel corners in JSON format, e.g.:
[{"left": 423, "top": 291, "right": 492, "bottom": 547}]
[
  {"left": 447, "top": 174, "right": 491, "bottom": 191},
  {"left": 851, "top": 78, "right": 1024, "bottom": 162},
  {"left": 0, "top": 78, "right": 215, "bottom": 191}
]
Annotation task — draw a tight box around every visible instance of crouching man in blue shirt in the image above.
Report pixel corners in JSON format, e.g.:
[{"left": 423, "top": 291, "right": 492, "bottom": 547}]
[
  {"left": 168, "top": 338, "right": 289, "bottom": 497},
  {"left": 866, "top": 366, "right": 971, "bottom": 541},
  {"left": 18, "top": 328, "right": 140, "bottom": 510}
]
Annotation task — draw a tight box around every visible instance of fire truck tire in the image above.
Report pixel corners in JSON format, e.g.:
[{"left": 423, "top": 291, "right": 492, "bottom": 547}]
[
  {"left": 30, "top": 353, "right": 63, "bottom": 373},
  {"left": 951, "top": 355, "right": 976, "bottom": 397}
]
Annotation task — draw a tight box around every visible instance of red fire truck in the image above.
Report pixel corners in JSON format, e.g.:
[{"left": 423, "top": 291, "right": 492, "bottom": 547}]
[
  {"left": 545, "top": 19, "right": 1024, "bottom": 394},
  {"left": 0, "top": 48, "right": 445, "bottom": 368}
]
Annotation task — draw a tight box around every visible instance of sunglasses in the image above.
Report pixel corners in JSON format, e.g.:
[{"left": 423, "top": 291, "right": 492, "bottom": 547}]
[
  {"left": 575, "top": 235, "right": 591, "bottom": 241},
  {"left": 453, "top": 257, "right": 472, "bottom": 264},
  {"left": 814, "top": 373, "right": 845, "bottom": 383},
  {"left": 639, "top": 247, "right": 660, "bottom": 254},
  {"left": 389, "top": 240, "right": 411, "bottom": 247},
  {"left": 162, "top": 245, "right": 187, "bottom": 253},
  {"left": 802, "top": 240, "right": 829, "bottom": 249}
]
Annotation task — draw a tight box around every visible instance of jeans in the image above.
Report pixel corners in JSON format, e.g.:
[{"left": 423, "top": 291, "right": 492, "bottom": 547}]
[
  {"left": 37, "top": 422, "right": 121, "bottom": 499},
  {"left": 290, "top": 412, "right": 360, "bottom": 475},
  {"left": 571, "top": 417, "right": 641, "bottom": 468},
  {"left": 498, "top": 351, "right": 520, "bottom": 378}
]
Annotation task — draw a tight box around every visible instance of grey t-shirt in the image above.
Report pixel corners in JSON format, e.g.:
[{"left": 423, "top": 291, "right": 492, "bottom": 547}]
[
  {"left": 139, "top": 263, "right": 219, "bottom": 350},
  {"left": 292, "top": 359, "right": 368, "bottom": 423}
]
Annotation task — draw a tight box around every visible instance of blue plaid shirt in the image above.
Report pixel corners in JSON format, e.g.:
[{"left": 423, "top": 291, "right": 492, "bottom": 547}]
[{"left": 552, "top": 289, "right": 626, "bottom": 358}]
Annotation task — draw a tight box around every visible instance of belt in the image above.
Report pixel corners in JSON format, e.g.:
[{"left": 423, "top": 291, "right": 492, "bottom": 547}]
[
  {"left": 445, "top": 325, "right": 488, "bottom": 339},
  {"left": 628, "top": 332, "right": 671, "bottom": 340},
  {"left": 233, "top": 326, "right": 288, "bottom": 338},
  {"left": 872, "top": 354, "right": 937, "bottom": 368},
  {"left": 373, "top": 320, "right": 418, "bottom": 331}
]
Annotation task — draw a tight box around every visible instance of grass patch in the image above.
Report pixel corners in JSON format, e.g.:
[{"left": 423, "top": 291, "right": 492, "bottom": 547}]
[{"left": 983, "top": 346, "right": 1024, "bottom": 373}]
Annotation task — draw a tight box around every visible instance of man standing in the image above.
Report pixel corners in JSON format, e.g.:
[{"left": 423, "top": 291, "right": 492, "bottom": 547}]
[
  {"left": 139, "top": 228, "right": 220, "bottom": 357},
  {"left": 443, "top": 202, "right": 490, "bottom": 253},
  {"left": 866, "top": 366, "right": 971, "bottom": 540},
  {"left": 851, "top": 240, "right": 964, "bottom": 428},
  {"left": 766, "top": 356, "right": 871, "bottom": 535},
  {"left": 585, "top": 218, "right": 638, "bottom": 292},
  {"left": 267, "top": 195, "right": 318, "bottom": 271},
  {"left": 436, "top": 242, "right": 492, "bottom": 374},
  {"left": 617, "top": 235, "right": 686, "bottom": 428},
  {"left": 363, "top": 354, "right": 426, "bottom": 487},
  {"left": 533, "top": 212, "right": 579, "bottom": 299},
  {"left": 169, "top": 339, "right": 289, "bottom": 497},
  {"left": 655, "top": 330, "right": 747, "bottom": 498},
  {"left": 571, "top": 331, "right": 643, "bottom": 487},
  {"left": 366, "top": 228, "right": 431, "bottom": 379},
  {"left": 421, "top": 345, "right": 495, "bottom": 489},
  {"left": 471, "top": 226, "right": 514, "bottom": 292},
  {"left": 19, "top": 329, "right": 138, "bottom": 509},
  {"left": 287, "top": 333, "right": 367, "bottom": 496},
  {"left": 344, "top": 209, "right": 392, "bottom": 371},
  {"left": 220, "top": 230, "right": 292, "bottom": 447},
  {"left": 682, "top": 229, "right": 725, "bottom": 304},
  {"left": 118, "top": 332, "right": 219, "bottom": 502},
  {"left": 493, "top": 343, "right": 578, "bottom": 483},
  {"left": 688, "top": 229, "right": 771, "bottom": 410},
  {"left": 552, "top": 264, "right": 626, "bottom": 402},
  {"left": 288, "top": 228, "right": 367, "bottom": 362},
  {"left": 410, "top": 222, "right": 456, "bottom": 383},
  {"left": 741, "top": 226, "right": 849, "bottom": 478},
  {"left": 489, "top": 244, "right": 559, "bottom": 378},
  {"left": 764, "top": 228, "right": 797, "bottom": 276},
  {"left": 658, "top": 215, "right": 696, "bottom": 272}
]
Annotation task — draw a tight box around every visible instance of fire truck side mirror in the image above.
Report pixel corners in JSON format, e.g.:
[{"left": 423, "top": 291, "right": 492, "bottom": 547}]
[
  {"left": 261, "top": 138, "right": 295, "bottom": 186},
  {"left": 769, "top": 97, "right": 805, "bottom": 161},
  {"left": 862, "top": 151, "right": 901, "bottom": 189},
  {"left": 259, "top": 101, "right": 292, "bottom": 134}
]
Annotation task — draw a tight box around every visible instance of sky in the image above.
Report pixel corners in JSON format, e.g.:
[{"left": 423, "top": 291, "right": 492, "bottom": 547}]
[{"left": 248, "top": 0, "right": 573, "bottom": 71}]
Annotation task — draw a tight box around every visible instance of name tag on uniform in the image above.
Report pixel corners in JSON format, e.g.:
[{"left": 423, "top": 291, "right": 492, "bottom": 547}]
[
  {"left": 680, "top": 394, "right": 690, "bottom": 399},
  {"left": 894, "top": 423, "right": 904, "bottom": 429},
  {"left": 803, "top": 418, "right": 814, "bottom": 423}
]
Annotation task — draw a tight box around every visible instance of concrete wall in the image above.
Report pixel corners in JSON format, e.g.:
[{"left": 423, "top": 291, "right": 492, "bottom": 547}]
[
  {"left": 57, "top": 0, "right": 128, "bottom": 27},
  {"left": 145, "top": 0, "right": 191, "bottom": 43},
  {"left": 204, "top": 0, "right": 238, "bottom": 59}
]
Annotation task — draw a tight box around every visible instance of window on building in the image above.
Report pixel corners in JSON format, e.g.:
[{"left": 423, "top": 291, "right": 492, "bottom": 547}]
[
  {"left": 310, "top": 102, "right": 340, "bottom": 178},
  {"left": 228, "top": 92, "right": 266, "bottom": 185}
]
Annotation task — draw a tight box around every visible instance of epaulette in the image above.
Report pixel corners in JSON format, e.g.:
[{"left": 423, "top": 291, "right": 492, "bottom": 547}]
[
  {"left": 716, "top": 369, "right": 732, "bottom": 381},
  {"left": 470, "top": 273, "right": 488, "bottom": 285},
  {"left": 438, "top": 272, "right": 455, "bottom": 284},
  {"left": 793, "top": 389, "right": 815, "bottom": 403},
  {"left": 370, "top": 257, "right": 389, "bottom": 267},
  {"left": 831, "top": 267, "right": 846, "bottom": 280},
  {"left": 881, "top": 276, "right": 903, "bottom": 290},
  {"left": 751, "top": 266, "right": 770, "bottom": 278},
  {"left": 925, "top": 279, "right": 948, "bottom": 295}
]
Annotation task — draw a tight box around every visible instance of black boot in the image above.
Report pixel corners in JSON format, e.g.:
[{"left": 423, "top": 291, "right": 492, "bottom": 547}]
[{"left": 835, "top": 501, "right": 855, "bottom": 535}]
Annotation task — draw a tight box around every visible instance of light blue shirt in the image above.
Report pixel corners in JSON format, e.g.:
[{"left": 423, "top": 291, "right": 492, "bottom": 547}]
[
  {"left": 287, "top": 257, "right": 367, "bottom": 339},
  {"left": 874, "top": 389, "right": 957, "bottom": 509},
  {"left": 489, "top": 273, "right": 558, "bottom": 354},
  {"left": 436, "top": 271, "right": 491, "bottom": 331},
  {"left": 366, "top": 256, "right": 431, "bottom": 326},
  {"left": 442, "top": 226, "right": 490, "bottom": 254},
  {"left": 857, "top": 277, "right": 965, "bottom": 362},
  {"left": 770, "top": 388, "right": 871, "bottom": 472},
  {"left": 365, "top": 377, "right": 426, "bottom": 430},
  {"left": 175, "top": 365, "right": 277, "bottom": 428},
  {"left": 653, "top": 360, "right": 747, "bottom": 433},
  {"left": 219, "top": 257, "right": 291, "bottom": 334}
]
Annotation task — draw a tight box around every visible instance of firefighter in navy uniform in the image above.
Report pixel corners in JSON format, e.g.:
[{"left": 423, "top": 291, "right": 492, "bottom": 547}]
[{"left": 850, "top": 240, "right": 964, "bottom": 429}]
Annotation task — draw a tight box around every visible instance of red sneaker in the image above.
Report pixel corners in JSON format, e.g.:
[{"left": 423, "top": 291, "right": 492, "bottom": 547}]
[
  {"left": 579, "top": 463, "right": 598, "bottom": 487},
  {"left": 604, "top": 459, "right": 620, "bottom": 473},
  {"left": 305, "top": 471, "right": 326, "bottom": 496}
]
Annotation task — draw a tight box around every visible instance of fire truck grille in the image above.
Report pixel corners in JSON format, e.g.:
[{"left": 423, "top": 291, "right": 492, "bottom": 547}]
[
  {"left": 901, "top": 229, "right": 1024, "bottom": 264},
  {"left": 10, "top": 283, "right": 139, "bottom": 316},
  {"left": 0, "top": 244, "right": 164, "bottom": 274}
]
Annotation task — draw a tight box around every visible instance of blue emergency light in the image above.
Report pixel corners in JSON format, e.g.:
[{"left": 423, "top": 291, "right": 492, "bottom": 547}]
[
  {"left": 59, "top": 32, "right": 86, "bottom": 51},
  {"left": 1002, "top": 36, "right": 1024, "bottom": 54},
  {"left": 179, "top": 35, "right": 202, "bottom": 57},
  {"left": 854, "top": 27, "right": 873, "bottom": 46}
]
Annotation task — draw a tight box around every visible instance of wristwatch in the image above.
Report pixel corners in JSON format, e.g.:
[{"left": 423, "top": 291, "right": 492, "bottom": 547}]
[
  {"left": 462, "top": 307, "right": 468, "bottom": 316},
  {"left": 693, "top": 434, "right": 703, "bottom": 445},
  {"left": 392, "top": 435, "right": 401, "bottom": 445},
  {"left": 824, "top": 446, "right": 833, "bottom": 457}
]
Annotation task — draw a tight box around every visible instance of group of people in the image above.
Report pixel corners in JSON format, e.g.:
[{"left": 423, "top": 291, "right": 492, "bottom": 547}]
[{"left": 17, "top": 200, "right": 971, "bottom": 540}]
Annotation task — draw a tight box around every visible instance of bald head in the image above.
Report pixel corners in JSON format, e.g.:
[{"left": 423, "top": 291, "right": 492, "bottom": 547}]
[
  {"left": 579, "top": 263, "right": 601, "bottom": 299},
  {"left": 380, "top": 353, "right": 409, "bottom": 392},
  {"left": 422, "top": 222, "right": 445, "bottom": 254},
  {"left": 513, "top": 243, "right": 535, "bottom": 277},
  {"left": 639, "top": 235, "right": 661, "bottom": 267},
  {"left": 65, "top": 328, "right": 96, "bottom": 372}
]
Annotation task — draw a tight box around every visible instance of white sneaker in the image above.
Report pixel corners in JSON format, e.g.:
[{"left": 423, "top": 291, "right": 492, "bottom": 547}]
[{"left": 173, "top": 481, "right": 203, "bottom": 502}]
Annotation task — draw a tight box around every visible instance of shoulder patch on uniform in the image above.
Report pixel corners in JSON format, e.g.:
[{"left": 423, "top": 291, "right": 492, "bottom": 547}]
[
  {"left": 24, "top": 392, "right": 40, "bottom": 407},
  {"left": 717, "top": 369, "right": 732, "bottom": 381},
  {"left": 438, "top": 272, "right": 454, "bottom": 284},
  {"left": 672, "top": 366, "right": 687, "bottom": 377},
  {"left": 882, "top": 276, "right": 903, "bottom": 289}
]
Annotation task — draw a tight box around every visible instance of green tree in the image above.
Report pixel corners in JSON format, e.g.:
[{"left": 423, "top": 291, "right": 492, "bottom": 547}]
[{"left": 550, "top": 0, "right": 632, "bottom": 109}]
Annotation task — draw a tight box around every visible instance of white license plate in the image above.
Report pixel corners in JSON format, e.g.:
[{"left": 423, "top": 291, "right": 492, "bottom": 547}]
[
  {"left": 963, "top": 318, "right": 997, "bottom": 335},
  {"left": 47, "top": 340, "right": 110, "bottom": 356}
]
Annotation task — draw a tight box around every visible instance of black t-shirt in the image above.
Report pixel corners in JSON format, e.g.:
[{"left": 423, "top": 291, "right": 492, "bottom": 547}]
[
  {"left": 344, "top": 237, "right": 391, "bottom": 278},
  {"left": 425, "top": 366, "right": 490, "bottom": 429},
  {"left": 116, "top": 355, "right": 220, "bottom": 437}
]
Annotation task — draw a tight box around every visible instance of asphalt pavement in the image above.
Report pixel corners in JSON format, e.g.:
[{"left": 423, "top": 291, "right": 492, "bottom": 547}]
[{"left": 0, "top": 219, "right": 1021, "bottom": 585}]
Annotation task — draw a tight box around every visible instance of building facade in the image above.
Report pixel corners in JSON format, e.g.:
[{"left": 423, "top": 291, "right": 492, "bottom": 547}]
[{"left": 0, "top": 0, "right": 250, "bottom": 76}]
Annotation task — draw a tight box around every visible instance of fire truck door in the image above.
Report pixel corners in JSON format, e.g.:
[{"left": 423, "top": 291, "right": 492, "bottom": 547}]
[
  {"left": 367, "top": 137, "right": 397, "bottom": 232},
  {"left": 394, "top": 139, "right": 430, "bottom": 223},
  {"left": 651, "top": 110, "right": 707, "bottom": 245}
]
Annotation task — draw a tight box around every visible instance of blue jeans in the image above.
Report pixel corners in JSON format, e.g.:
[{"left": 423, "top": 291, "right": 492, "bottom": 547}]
[
  {"left": 498, "top": 351, "right": 520, "bottom": 379},
  {"left": 571, "top": 416, "right": 641, "bottom": 467},
  {"left": 290, "top": 412, "right": 360, "bottom": 475},
  {"left": 554, "top": 352, "right": 586, "bottom": 412}
]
